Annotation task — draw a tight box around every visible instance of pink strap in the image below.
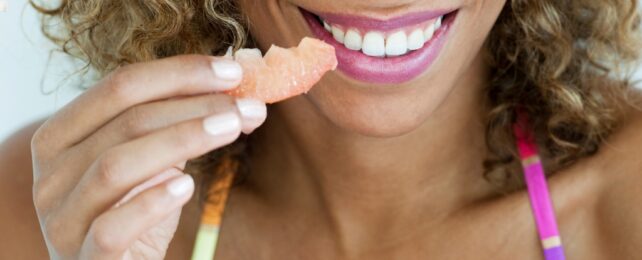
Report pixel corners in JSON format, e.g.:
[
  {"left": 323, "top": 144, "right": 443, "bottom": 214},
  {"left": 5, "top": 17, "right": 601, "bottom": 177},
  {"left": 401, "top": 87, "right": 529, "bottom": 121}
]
[{"left": 513, "top": 110, "right": 566, "bottom": 260}]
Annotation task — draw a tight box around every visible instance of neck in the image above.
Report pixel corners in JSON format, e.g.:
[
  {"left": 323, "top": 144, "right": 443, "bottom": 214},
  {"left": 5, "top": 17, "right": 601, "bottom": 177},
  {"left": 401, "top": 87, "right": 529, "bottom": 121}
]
[{"left": 243, "top": 56, "right": 497, "bottom": 255}]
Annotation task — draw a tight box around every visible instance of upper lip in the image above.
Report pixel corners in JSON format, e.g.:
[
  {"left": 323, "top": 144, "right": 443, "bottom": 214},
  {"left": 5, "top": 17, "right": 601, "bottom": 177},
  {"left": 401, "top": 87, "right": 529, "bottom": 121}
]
[{"left": 309, "top": 9, "right": 456, "bottom": 32}]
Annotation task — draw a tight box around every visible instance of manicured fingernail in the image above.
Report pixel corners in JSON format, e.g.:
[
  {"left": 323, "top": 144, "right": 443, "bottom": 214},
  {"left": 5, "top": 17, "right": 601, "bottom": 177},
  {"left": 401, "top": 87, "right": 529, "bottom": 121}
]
[
  {"left": 203, "top": 112, "right": 241, "bottom": 136},
  {"left": 211, "top": 59, "right": 242, "bottom": 81},
  {"left": 167, "top": 175, "right": 194, "bottom": 197},
  {"left": 236, "top": 98, "right": 267, "bottom": 134}
]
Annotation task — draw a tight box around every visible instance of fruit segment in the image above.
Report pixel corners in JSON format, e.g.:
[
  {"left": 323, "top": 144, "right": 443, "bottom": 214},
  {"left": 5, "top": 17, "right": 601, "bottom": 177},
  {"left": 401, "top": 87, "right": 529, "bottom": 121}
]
[{"left": 225, "top": 37, "right": 337, "bottom": 103}]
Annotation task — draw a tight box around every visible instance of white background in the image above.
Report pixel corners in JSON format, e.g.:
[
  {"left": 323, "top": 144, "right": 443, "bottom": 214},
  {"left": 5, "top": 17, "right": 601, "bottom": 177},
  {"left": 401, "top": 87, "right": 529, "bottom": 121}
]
[
  {"left": 1, "top": 1, "right": 84, "bottom": 141},
  {"left": 1, "top": 1, "right": 642, "bottom": 142}
]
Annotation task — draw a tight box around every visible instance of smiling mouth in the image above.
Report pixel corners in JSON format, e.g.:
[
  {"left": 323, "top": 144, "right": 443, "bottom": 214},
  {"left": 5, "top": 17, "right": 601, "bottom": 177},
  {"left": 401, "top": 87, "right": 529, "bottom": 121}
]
[
  {"left": 300, "top": 8, "right": 458, "bottom": 84},
  {"left": 312, "top": 10, "right": 456, "bottom": 58}
]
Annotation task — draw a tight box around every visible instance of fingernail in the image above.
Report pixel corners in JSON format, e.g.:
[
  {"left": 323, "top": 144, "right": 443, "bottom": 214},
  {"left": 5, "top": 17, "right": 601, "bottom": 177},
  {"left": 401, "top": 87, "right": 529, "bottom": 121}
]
[
  {"left": 167, "top": 175, "right": 194, "bottom": 197},
  {"left": 236, "top": 98, "right": 267, "bottom": 134},
  {"left": 203, "top": 112, "right": 241, "bottom": 136},
  {"left": 211, "top": 59, "right": 242, "bottom": 81}
]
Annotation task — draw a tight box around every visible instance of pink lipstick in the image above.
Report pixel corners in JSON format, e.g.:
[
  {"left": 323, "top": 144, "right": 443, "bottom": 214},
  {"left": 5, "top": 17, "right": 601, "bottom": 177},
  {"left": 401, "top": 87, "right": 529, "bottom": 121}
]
[{"left": 301, "top": 8, "right": 457, "bottom": 84}]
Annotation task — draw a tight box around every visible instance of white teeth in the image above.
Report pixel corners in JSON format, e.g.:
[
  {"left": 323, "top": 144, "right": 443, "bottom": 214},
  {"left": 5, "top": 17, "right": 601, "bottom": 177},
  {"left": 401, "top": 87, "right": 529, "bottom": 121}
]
[
  {"left": 344, "top": 29, "right": 362, "bottom": 51},
  {"left": 331, "top": 26, "right": 345, "bottom": 43},
  {"left": 362, "top": 32, "right": 385, "bottom": 57},
  {"left": 385, "top": 31, "right": 408, "bottom": 56},
  {"left": 407, "top": 29, "right": 424, "bottom": 50},
  {"left": 323, "top": 21, "right": 332, "bottom": 32},
  {"left": 424, "top": 23, "right": 435, "bottom": 43},
  {"left": 323, "top": 15, "right": 444, "bottom": 57}
]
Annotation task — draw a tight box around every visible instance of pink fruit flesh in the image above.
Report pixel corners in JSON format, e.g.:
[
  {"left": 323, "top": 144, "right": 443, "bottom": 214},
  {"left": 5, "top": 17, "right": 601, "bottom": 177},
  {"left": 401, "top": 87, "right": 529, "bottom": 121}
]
[{"left": 225, "top": 37, "right": 338, "bottom": 104}]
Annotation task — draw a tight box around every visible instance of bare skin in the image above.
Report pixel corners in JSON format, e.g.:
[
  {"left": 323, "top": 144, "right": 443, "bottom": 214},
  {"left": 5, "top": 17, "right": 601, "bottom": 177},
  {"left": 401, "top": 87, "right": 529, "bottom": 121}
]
[
  {"left": 3, "top": 100, "right": 642, "bottom": 259},
  {"left": 1, "top": 0, "right": 642, "bottom": 259},
  {"left": 0, "top": 55, "right": 269, "bottom": 259}
]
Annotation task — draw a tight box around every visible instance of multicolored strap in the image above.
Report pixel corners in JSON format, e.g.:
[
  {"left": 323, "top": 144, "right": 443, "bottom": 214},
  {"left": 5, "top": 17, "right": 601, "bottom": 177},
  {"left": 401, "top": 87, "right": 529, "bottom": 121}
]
[
  {"left": 191, "top": 157, "right": 237, "bottom": 260},
  {"left": 513, "top": 110, "right": 566, "bottom": 260},
  {"left": 191, "top": 110, "right": 566, "bottom": 260}
]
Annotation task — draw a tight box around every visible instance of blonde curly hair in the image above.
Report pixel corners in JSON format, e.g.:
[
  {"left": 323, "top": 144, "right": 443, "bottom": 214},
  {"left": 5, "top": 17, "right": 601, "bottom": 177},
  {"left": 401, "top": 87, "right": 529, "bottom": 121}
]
[{"left": 32, "top": 0, "right": 642, "bottom": 192}]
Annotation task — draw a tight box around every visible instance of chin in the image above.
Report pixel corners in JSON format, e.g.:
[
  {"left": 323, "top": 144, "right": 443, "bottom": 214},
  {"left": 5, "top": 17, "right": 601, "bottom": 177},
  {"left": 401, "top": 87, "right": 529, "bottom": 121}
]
[{"left": 292, "top": 69, "right": 456, "bottom": 138}]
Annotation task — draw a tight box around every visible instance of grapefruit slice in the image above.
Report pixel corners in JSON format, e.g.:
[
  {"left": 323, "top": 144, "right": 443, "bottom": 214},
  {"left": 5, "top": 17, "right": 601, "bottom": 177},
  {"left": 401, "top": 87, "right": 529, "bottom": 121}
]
[{"left": 225, "top": 37, "right": 337, "bottom": 103}]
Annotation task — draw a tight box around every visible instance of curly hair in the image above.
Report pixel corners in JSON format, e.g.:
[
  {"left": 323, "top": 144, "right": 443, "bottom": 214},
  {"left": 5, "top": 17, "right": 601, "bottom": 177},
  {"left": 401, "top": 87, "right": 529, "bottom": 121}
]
[{"left": 32, "top": 0, "right": 642, "bottom": 193}]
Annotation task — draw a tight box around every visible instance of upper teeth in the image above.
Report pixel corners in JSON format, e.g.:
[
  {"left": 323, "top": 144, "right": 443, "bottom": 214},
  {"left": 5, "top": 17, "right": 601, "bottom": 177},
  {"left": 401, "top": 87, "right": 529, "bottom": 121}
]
[{"left": 322, "top": 16, "right": 443, "bottom": 57}]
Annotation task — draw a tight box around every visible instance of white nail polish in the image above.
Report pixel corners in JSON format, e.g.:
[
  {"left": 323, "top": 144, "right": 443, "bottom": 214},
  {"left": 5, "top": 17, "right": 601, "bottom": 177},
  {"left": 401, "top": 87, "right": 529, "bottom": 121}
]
[
  {"left": 211, "top": 60, "right": 242, "bottom": 81},
  {"left": 236, "top": 98, "right": 268, "bottom": 134},
  {"left": 167, "top": 175, "right": 193, "bottom": 197},
  {"left": 236, "top": 98, "right": 267, "bottom": 121},
  {"left": 203, "top": 112, "right": 241, "bottom": 136}
]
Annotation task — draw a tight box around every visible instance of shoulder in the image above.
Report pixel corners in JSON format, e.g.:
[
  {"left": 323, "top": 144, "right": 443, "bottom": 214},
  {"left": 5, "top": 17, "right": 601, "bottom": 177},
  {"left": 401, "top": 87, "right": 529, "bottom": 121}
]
[
  {"left": 587, "top": 90, "right": 642, "bottom": 256},
  {"left": 0, "top": 119, "right": 49, "bottom": 259},
  {"left": 595, "top": 90, "right": 642, "bottom": 186}
]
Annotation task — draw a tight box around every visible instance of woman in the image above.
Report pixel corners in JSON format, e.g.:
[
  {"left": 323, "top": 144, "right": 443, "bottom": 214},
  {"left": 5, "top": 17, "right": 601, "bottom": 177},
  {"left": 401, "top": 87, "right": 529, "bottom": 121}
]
[{"left": 1, "top": 0, "right": 641, "bottom": 259}]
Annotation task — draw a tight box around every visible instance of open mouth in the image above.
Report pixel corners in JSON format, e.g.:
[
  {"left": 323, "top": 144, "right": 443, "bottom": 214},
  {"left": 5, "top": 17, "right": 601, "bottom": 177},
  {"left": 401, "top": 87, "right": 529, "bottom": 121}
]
[{"left": 300, "top": 8, "right": 458, "bottom": 84}]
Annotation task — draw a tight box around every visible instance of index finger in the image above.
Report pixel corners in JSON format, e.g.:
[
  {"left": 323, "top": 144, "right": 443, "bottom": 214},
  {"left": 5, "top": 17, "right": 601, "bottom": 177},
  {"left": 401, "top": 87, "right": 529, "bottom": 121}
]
[{"left": 35, "top": 54, "right": 243, "bottom": 154}]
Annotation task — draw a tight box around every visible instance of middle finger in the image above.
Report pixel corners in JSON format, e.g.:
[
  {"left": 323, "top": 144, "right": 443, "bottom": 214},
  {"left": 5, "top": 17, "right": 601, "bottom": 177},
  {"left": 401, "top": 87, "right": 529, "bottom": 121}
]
[{"left": 51, "top": 94, "right": 265, "bottom": 195}]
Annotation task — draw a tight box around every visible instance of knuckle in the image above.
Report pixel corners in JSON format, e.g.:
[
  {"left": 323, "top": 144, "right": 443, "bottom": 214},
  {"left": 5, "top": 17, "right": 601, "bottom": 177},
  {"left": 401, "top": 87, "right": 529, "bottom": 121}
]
[
  {"left": 94, "top": 150, "right": 125, "bottom": 187},
  {"left": 103, "top": 66, "right": 136, "bottom": 102},
  {"left": 120, "top": 106, "right": 151, "bottom": 139},
  {"left": 31, "top": 124, "right": 52, "bottom": 157},
  {"left": 32, "top": 177, "right": 55, "bottom": 212},
  {"left": 89, "top": 218, "right": 125, "bottom": 253}
]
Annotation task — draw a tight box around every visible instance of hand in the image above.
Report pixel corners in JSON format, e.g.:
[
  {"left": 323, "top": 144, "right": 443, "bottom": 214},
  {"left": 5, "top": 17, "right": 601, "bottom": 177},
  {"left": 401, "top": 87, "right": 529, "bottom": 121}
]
[{"left": 30, "top": 55, "right": 267, "bottom": 259}]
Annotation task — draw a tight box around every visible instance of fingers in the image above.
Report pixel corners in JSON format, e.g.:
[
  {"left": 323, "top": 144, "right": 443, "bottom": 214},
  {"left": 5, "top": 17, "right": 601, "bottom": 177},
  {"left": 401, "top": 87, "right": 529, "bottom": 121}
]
[
  {"left": 34, "top": 55, "right": 244, "bottom": 157},
  {"left": 48, "top": 95, "right": 265, "bottom": 192},
  {"left": 56, "top": 111, "right": 243, "bottom": 242},
  {"left": 68, "top": 94, "right": 238, "bottom": 175},
  {"left": 76, "top": 95, "right": 265, "bottom": 165},
  {"left": 114, "top": 168, "right": 183, "bottom": 208},
  {"left": 40, "top": 168, "right": 186, "bottom": 258},
  {"left": 80, "top": 174, "right": 194, "bottom": 259}
]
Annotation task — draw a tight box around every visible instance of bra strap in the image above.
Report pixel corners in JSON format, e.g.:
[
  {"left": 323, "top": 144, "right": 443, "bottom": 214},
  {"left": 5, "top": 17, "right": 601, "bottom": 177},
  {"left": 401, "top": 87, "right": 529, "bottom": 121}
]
[{"left": 513, "top": 110, "right": 566, "bottom": 260}]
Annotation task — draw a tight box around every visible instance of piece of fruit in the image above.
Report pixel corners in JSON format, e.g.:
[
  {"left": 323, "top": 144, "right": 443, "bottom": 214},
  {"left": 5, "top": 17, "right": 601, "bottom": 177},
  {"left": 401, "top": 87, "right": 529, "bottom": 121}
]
[{"left": 225, "top": 37, "right": 337, "bottom": 103}]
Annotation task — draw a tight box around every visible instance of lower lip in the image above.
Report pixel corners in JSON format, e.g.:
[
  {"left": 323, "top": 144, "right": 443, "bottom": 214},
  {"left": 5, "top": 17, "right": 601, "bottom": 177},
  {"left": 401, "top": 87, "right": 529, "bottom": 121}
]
[{"left": 301, "top": 9, "right": 456, "bottom": 84}]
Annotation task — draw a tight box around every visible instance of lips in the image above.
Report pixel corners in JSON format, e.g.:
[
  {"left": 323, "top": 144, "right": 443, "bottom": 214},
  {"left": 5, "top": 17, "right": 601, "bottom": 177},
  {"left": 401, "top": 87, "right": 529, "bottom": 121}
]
[{"left": 301, "top": 8, "right": 458, "bottom": 84}]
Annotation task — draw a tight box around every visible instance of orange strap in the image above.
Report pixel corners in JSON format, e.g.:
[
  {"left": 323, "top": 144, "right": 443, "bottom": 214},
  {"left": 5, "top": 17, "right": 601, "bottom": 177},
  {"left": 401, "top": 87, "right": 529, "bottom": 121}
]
[{"left": 201, "top": 156, "right": 238, "bottom": 226}]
